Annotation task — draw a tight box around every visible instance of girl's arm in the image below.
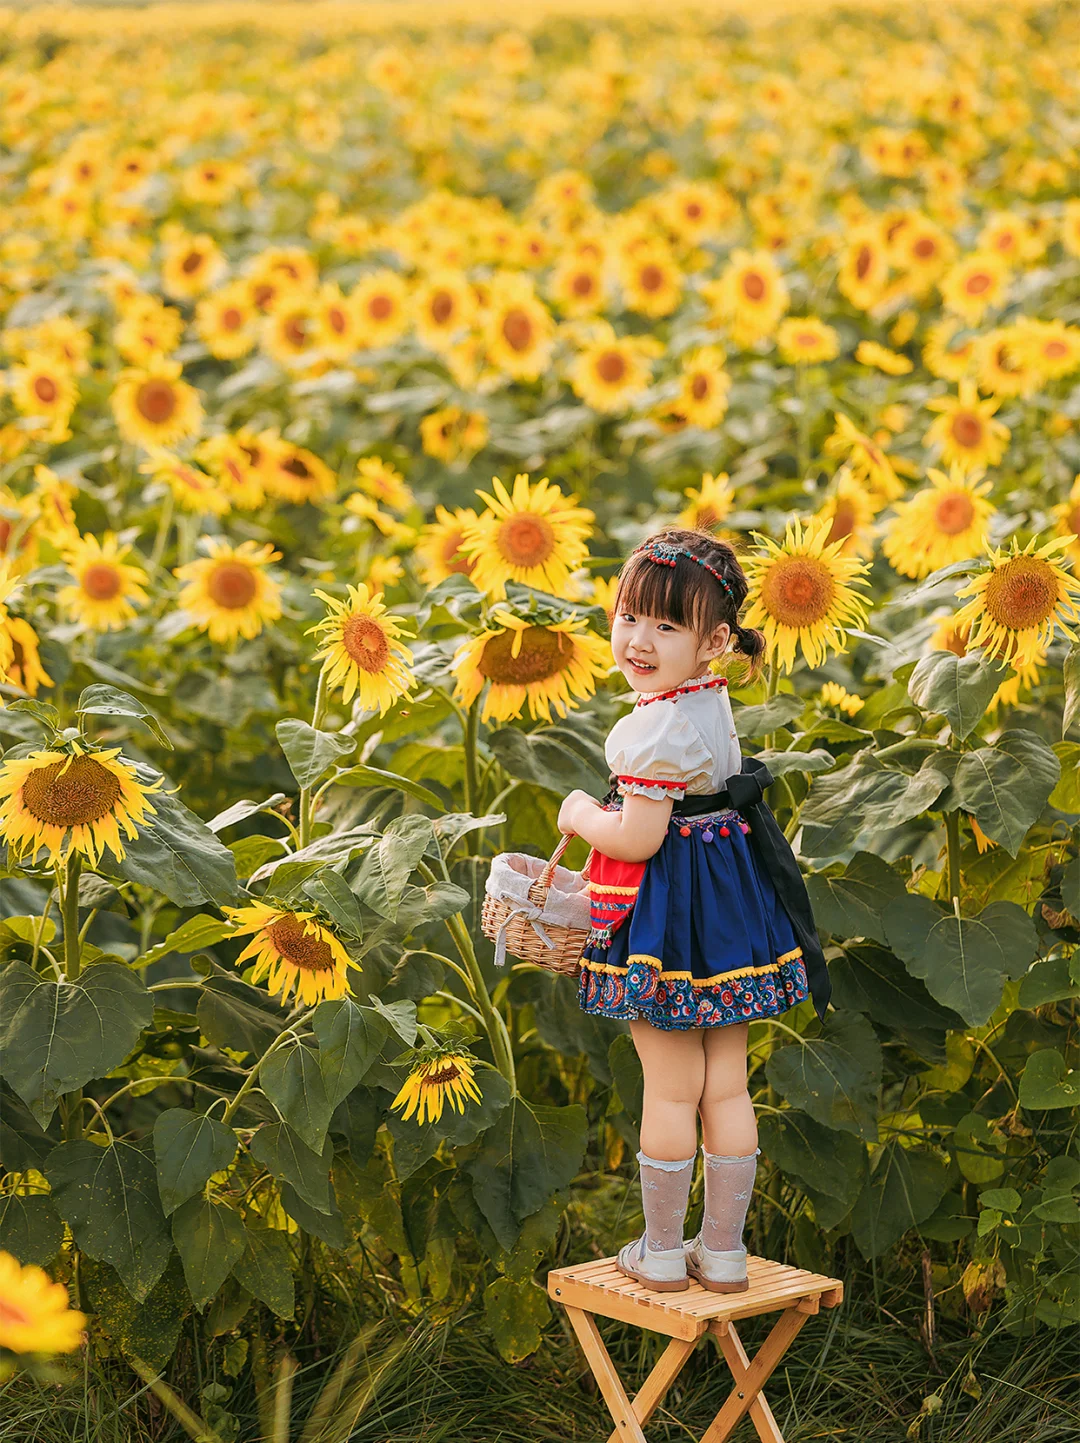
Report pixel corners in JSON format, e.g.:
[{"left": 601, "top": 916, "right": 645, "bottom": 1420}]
[{"left": 556, "top": 789, "right": 672, "bottom": 863}]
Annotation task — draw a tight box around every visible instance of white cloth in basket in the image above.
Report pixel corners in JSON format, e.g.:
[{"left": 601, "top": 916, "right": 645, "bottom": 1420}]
[{"left": 485, "top": 852, "right": 591, "bottom": 967}]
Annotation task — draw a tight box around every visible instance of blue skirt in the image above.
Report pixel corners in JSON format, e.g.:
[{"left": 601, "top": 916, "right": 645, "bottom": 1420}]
[{"left": 576, "top": 807, "right": 810, "bottom": 1030}]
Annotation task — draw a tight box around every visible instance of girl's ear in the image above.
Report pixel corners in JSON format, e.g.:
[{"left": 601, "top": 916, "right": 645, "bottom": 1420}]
[{"left": 700, "top": 621, "right": 731, "bottom": 661}]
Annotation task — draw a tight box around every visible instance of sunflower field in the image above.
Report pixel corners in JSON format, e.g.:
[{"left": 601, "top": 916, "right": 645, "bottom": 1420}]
[{"left": 0, "top": 0, "right": 1078, "bottom": 1438}]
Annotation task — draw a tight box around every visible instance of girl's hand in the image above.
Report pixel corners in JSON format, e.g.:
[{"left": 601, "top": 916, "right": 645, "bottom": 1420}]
[{"left": 557, "top": 789, "right": 599, "bottom": 835}]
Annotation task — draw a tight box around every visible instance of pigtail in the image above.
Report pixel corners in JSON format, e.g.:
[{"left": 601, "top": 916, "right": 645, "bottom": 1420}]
[{"left": 732, "top": 623, "right": 766, "bottom": 681}]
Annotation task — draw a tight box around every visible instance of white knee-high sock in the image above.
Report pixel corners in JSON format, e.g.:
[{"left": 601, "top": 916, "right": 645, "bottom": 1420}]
[
  {"left": 637, "top": 1149, "right": 696, "bottom": 1253},
  {"left": 700, "top": 1146, "right": 760, "bottom": 1252}
]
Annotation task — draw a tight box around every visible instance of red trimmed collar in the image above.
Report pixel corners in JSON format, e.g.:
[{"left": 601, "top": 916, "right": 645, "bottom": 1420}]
[{"left": 634, "top": 674, "right": 728, "bottom": 707}]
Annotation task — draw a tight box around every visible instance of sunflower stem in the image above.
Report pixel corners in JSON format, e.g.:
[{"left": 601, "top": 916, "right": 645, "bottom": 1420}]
[
  {"left": 945, "top": 808, "right": 962, "bottom": 906},
  {"left": 795, "top": 362, "right": 811, "bottom": 481},
  {"left": 62, "top": 853, "right": 82, "bottom": 981},
  {"left": 764, "top": 659, "right": 781, "bottom": 750},
  {"left": 222, "top": 1012, "right": 313, "bottom": 1125},
  {"left": 444, "top": 908, "right": 516, "bottom": 1090},
  {"left": 462, "top": 698, "right": 481, "bottom": 820},
  {"left": 148, "top": 490, "right": 175, "bottom": 572},
  {"left": 298, "top": 669, "right": 330, "bottom": 850}
]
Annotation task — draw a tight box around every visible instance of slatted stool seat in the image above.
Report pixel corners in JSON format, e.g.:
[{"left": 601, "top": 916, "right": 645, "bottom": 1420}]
[{"left": 547, "top": 1253, "right": 844, "bottom": 1442}]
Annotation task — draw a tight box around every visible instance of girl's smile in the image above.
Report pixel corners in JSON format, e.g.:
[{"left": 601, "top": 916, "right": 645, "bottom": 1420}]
[{"left": 612, "top": 609, "right": 729, "bottom": 694}]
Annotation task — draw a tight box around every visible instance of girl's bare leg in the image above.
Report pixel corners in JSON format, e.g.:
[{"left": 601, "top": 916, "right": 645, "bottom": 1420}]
[
  {"left": 698, "top": 1022, "right": 757, "bottom": 1155},
  {"left": 630, "top": 1018, "right": 705, "bottom": 1158}
]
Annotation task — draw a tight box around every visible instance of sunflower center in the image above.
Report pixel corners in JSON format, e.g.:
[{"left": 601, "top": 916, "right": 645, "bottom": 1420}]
[
  {"left": 496, "top": 513, "right": 555, "bottom": 568},
  {"left": 934, "top": 492, "right": 976, "bottom": 534},
  {"left": 221, "top": 307, "right": 243, "bottom": 330},
  {"left": 690, "top": 374, "right": 710, "bottom": 400},
  {"left": 854, "top": 246, "right": 872, "bottom": 279},
  {"left": 266, "top": 914, "right": 335, "bottom": 972},
  {"left": 285, "top": 316, "right": 307, "bottom": 347},
  {"left": 1043, "top": 339, "right": 1068, "bottom": 359},
  {"left": 479, "top": 625, "right": 569, "bottom": 684},
  {"left": 135, "top": 379, "right": 177, "bottom": 424},
  {"left": 0, "top": 1299, "right": 31, "bottom": 1327},
  {"left": 430, "top": 291, "right": 454, "bottom": 324},
  {"left": 181, "top": 251, "right": 203, "bottom": 274},
  {"left": 22, "top": 754, "right": 122, "bottom": 827},
  {"left": 253, "top": 283, "right": 275, "bottom": 310},
  {"left": 571, "top": 271, "right": 595, "bottom": 296},
  {"left": 34, "top": 376, "right": 58, "bottom": 403},
  {"left": 826, "top": 498, "right": 857, "bottom": 542},
  {"left": 207, "top": 561, "right": 258, "bottom": 610},
  {"left": 368, "top": 294, "right": 393, "bottom": 321},
  {"left": 639, "top": 264, "right": 664, "bottom": 292},
  {"left": 422, "top": 1059, "right": 463, "bottom": 1087},
  {"left": 83, "top": 563, "right": 122, "bottom": 600},
  {"left": 280, "top": 456, "right": 310, "bottom": 479},
  {"left": 760, "top": 555, "right": 837, "bottom": 627},
  {"left": 950, "top": 411, "right": 984, "bottom": 449},
  {"left": 341, "top": 614, "right": 390, "bottom": 672},
  {"left": 595, "top": 350, "right": 627, "bottom": 384},
  {"left": 913, "top": 236, "right": 936, "bottom": 259},
  {"left": 328, "top": 306, "right": 347, "bottom": 333},
  {"left": 501, "top": 308, "right": 534, "bottom": 351},
  {"left": 983, "top": 556, "right": 1058, "bottom": 631},
  {"left": 795, "top": 331, "right": 820, "bottom": 349}
]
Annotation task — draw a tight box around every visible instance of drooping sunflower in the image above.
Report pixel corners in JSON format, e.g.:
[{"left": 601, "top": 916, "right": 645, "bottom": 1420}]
[
  {"left": 0, "top": 740, "right": 161, "bottom": 868},
  {"left": 224, "top": 901, "right": 354, "bottom": 1007},
  {"left": 308, "top": 583, "right": 415, "bottom": 713},
  {"left": 855, "top": 340, "right": 913, "bottom": 376},
  {"left": 111, "top": 358, "right": 204, "bottom": 449},
  {"left": 451, "top": 610, "right": 611, "bottom": 722},
  {"left": 415, "top": 505, "right": 480, "bottom": 586},
  {"left": 677, "top": 472, "right": 734, "bottom": 532},
  {"left": 343, "top": 493, "right": 415, "bottom": 544},
  {"left": 355, "top": 456, "right": 413, "bottom": 512},
  {"left": 953, "top": 534, "right": 1080, "bottom": 670},
  {"left": 1, "top": 614, "right": 53, "bottom": 696},
  {"left": 419, "top": 406, "right": 489, "bottom": 464},
  {"left": 262, "top": 438, "right": 337, "bottom": 506},
  {"left": 58, "top": 533, "right": 149, "bottom": 632},
  {"left": 776, "top": 317, "right": 839, "bottom": 365},
  {"left": 461, "top": 473, "right": 594, "bottom": 599},
  {"left": 922, "top": 318, "right": 977, "bottom": 382},
  {"left": 819, "top": 681, "right": 865, "bottom": 718},
  {"left": 390, "top": 1048, "right": 483, "bottom": 1126},
  {"left": 824, "top": 413, "right": 904, "bottom": 503},
  {"left": 813, "top": 472, "right": 878, "bottom": 558},
  {"left": 743, "top": 515, "right": 872, "bottom": 673},
  {"left": 1052, "top": 475, "right": 1080, "bottom": 569},
  {"left": 568, "top": 337, "right": 652, "bottom": 413},
  {"left": 882, "top": 467, "right": 996, "bottom": 580},
  {"left": 139, "top": 450, "right": 230, "bottom": 517},
  {"left": 174, "top": 538, "right": 283, "bottom": 644},
  {"left": 195, "top": 283, "right": 257, "bottom": 360},
  {"left": 924, "top": 380, "right": 1010, "bottom": 473},
  {"left": 0, "top": 1250, "right": 86, "bottom": 1356}
]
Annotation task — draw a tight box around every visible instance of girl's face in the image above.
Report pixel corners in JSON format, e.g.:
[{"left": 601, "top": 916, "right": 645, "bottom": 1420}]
[{"left": 611, "top": 607, "right": 730, "bottom": 693}]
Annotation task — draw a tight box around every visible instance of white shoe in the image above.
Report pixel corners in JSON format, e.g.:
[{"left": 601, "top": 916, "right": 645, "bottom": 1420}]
[
  {"left": 683, "top": 1233, "right": 749, "bottom": 1293},
  {"left": 615, "top": 1233, "right": 689, "bottom": 1292}
]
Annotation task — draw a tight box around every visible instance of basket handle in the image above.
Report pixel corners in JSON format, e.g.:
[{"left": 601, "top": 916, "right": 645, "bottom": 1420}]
[{"left": 529, "top": 834, "right": 593, "bottom": 904}]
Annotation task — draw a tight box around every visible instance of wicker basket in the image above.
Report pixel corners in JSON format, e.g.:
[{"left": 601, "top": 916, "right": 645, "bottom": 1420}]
[{"left": 481, "top": 834, "right": 592, "bottom": 976}]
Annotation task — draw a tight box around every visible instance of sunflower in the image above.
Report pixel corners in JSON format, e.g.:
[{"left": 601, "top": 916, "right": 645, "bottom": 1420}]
[
  {"left": 451, "top": 610, "right": 611, "bottom": 722},
  {"left": 837, "top": 227, "right": 888, "bottom": 311},
  {"left": 195, "top": 434, "right": 265, "bottom": 510},
  {"left": 705, "top": 247, "right": 789, "bottom": 344},
  {"left": 620, "top": 244, "right": 684, "bottom": 318},
  {"left": 113, "top": 297, "right": 186, "bottom": 367},
  {"left": 855, "top": 340, "right": 913, "bottom": 376},
  {"left": 953, "top": 534, "right": 1080, "bottom": 670},
  {"left": 9, "top": 353, "right": 77, "bottom": 438},
  {"left": 343, "top": 493, "right": 415, "bottom": 544},
  {"left": 1012, "top": 319, "right": 1080, "bottom": 381},
  {"left": 924, "top": 380, "right": 1010, "bottom": 474},
  {"left": 1, "top": 614, "right": 53, "bottom": 696},
  {"left": 882, "top": 466, "right": 996, "bottom": 580},
  {"left": 389, "top": 1049, "right": 483, "bottom": 1126},
  {"left": 922, "top": 318, "right": 977, "bottom": 383},
  {"left": 1052, "top": 475, "right": 1080, "bottom": 569},
  {"left": 670, "top": 347, "right": 731, "bottom": 429},
  {"left": 568, "top": 337, "right": 652, "bottom": 413},
  {"left": 0, "top": 740, "right": 161, "bottom": 868},
  {"left": 262, "top": 298, "right": 318, "bottom": 370},
  {"left": 351, "top": 456, "right": 411, "bottom": 513},
  {"left": 415, "top": 504, "right": 480, "bottom": 586},
  {"left": 461, "top": 472, "right": 594, "bottom": 599},
  {"left": 195, "top": 283, "right": 257, "bottom": 360},
  {"left": 743, "top": 515, "right": 872, "bottom": 673},
  {"left": 819, "top": 681, "right": 865, "bottom": 717},
  {"left": 139, "top": 449, "right": 230, "bottom": 516},
  {"left": 58, "top": 533, "right": 149, "bottom": 632},
  {"left": 677, "top": 472, "right": 734, "bottom": 532},
  {"left": 263, "top": 439, "right": 337, "bottom": 505},
  {"left": 308, "top": 583, "right": 415, "bottom": 713},
  {"left": 814, "top": 472, "right": 877, "bottom": 558},
  {"left": 419, "top": 406, "right": 489, "bottom": 464},
  {"left": 161, "top": 232, "right": 226, "bottom": 300},
  {"left": 313, "top": 282, "right": 362, "bottom": 360},
  {"left": 352, "top": 269, "right": 410, "bottom": 348},
  {"left": 591, "top": 574, "right": 620, "bottom": 622},
  {"left": 550, "top": 255, "right": 606, "bottom": 317},
  {"left": 0, "top": 1251, "right": 86, "bottom": 1356},
  {"left": 483, "top": 277, "right": 555, "bottom": 381},
  {"left": 111, "top": 358, "right": 204, "bottom": 449},
  {"left": 929, "top": 615, "right": 1046, "bottom": 712},
  {"left": 939, "top": 252, "right": 1009, "bottom": 324},
  {"left": 824, "top": 413, "right": 904, "bottom": 503},
  {"left": 776, "top": 317, "right": 839, "bottom": 365},
  {"left": 974, "top": 327, "right": 1041, "bottom": 399},
  {"left": 412, "top": 271, "right": 476, "bottom": 351},
  {"left": 223, "top": 901, "right": 354, "bottom": 1007},
  {"left": 174, "top": 538, "right": 283, "bottom": 644},
  {"left": 366, "top": 555, "right": 404, "bottom": 592}
]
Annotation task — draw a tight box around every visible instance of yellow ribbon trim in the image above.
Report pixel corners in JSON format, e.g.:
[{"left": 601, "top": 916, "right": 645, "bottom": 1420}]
[
  {"left": 581, "top": 948, "right": 804, "bottom": 986},
  {"left": 587, "top": 882, "right": 640, "bottom": 895}
]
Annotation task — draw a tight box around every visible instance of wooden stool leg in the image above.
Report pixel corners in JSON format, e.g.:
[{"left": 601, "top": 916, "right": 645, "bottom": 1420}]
[
  {"left": 604, "top": 1335, "right": 700, "bottom": 1443},
  {"left": 700, "top": 1308, "right": 810, "bottom": 1443},
  {"left": 563, "top": 1306, "right": 650, "bottom": 1443},
  {"left": 710, "top": 1322, "right": 784, "bottom": 1443}
]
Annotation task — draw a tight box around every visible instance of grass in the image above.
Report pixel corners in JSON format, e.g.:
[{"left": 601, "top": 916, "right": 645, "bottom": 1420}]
[{"left": 2, "top": 1255, "right": 1076, "bottom": 1443}]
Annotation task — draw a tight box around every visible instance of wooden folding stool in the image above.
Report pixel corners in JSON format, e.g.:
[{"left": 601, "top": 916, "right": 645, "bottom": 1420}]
[{"left": 547, "top": 1253, "right": 844, "bottom": 1442}]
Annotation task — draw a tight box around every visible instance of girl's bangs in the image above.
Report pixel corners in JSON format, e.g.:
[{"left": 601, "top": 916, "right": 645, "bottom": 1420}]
[{"left": 615, "top": 551, "right": 713, "bottom": 633}]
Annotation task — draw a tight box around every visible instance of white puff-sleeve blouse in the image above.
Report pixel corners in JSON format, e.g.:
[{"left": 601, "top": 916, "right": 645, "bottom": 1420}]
[{"left": 604, "top": 677, "right": 743, "bottom": 801}]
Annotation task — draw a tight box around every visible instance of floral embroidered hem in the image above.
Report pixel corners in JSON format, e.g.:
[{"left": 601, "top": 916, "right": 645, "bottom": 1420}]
[{"left": 577, "top": 950, "right": 810, "bottom": 1029}]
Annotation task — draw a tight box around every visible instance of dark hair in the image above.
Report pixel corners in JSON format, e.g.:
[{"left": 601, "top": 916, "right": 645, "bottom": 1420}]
[{"left": 614, "top": 526, "right": 766, "bottom": 678}]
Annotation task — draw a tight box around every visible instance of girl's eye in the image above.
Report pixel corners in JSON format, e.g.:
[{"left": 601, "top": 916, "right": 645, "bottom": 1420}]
[
  {"left": 619, "top": 612, "right": 636, "bottom": 623},
  {"left": 657, "top": 622, "right": 676, "bottom": 632}
]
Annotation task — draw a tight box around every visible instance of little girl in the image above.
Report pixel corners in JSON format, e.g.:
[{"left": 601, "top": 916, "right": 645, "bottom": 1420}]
[{"left": 557, "top": 527, "right": 831, "bottom": 1294}]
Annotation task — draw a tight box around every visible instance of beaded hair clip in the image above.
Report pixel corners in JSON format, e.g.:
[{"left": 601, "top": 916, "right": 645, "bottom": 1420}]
[{"left": 637, "top": 539, "right": 735, "bottom": 597}]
